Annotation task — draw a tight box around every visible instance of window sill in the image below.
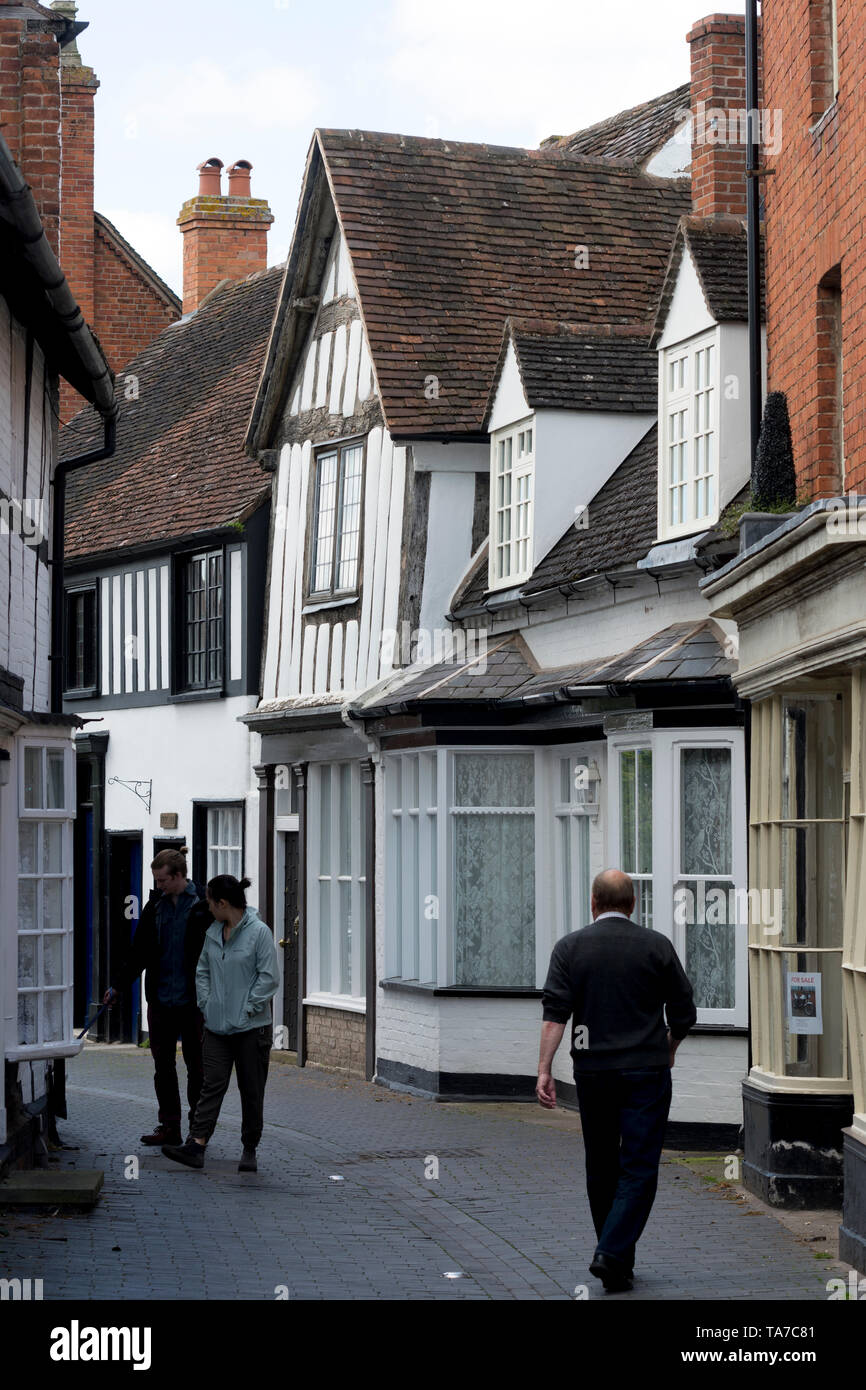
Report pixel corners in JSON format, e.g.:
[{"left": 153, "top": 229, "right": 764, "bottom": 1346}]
[
  {"left": 63, "top": 687, "right": 99, "bottom": 701},
  {"left": 167, "top": 689, "right": 224, "bottom": 704},
  {"left": 380, "top": 978, "right": 543, "bottom": 999},
  {"left": 302, "top": 595, "right": 359, "bottom": 615},
  {"left": 6, "top": 1039, "right": 85, "bottom": 1062},
  {"left": 303, "top": 992, "right": 366, "bottom": 1014}
]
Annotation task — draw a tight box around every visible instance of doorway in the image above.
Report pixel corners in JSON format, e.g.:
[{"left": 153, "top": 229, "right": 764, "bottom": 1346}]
[
  {"left": 281, "top": 831, "right": 300, "bottom": 1051},
  {"left": 104, "top": 831, "right": 143, "bottom": 1043}
]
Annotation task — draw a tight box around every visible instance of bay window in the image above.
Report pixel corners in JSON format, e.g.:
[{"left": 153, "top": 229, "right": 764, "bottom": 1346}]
[
  {"left": 611, "top": 731, "right": 747, "bottom": 1025},
  {"left": 307, "top": 760, "right": 367, "bottom": 999},
  {"left": 15, "top": 741, "right": 75, "bottom": 1054}
]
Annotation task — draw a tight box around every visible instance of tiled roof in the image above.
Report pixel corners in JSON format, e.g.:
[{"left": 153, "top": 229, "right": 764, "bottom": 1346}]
[
  {"left": 351, "top": 620, "right": 734, "bottom": 717},
  {"left": 316, "top": 129, "right": 691, "bottom": 437},
  {"left": 541, "top": 85, "right": 691, "bottom": 167},
  {"left": 653, "top": 216, "right": 765, "bottom": 341},
  {"left": 451, "top": 423, "right": 659, "bottom": 612},
  {"left": 62, "top": 266, "right": 283, "bottom": 561},
  {"left": 491, "top": 320, "right": 658, "bottom": 418}
]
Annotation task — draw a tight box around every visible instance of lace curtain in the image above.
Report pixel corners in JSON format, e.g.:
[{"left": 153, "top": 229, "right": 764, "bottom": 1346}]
[
  {"left": 453, "top": 754, "right": 535, "bottom": 986},
  {"left": 680, "top": 748, "right": 734, "bottom": 1008}
]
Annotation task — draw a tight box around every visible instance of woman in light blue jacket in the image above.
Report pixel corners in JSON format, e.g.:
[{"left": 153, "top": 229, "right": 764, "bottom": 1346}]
[{"left": 162, "top": 875, "right": 280, "bottom": 1174}]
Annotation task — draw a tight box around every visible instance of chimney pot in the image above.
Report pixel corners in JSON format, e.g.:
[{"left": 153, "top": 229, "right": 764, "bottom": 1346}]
[
  {"left": 227, "top": 160, "right": 253, "bottom": 198},
  {"left": 197, "top": 157, "right": 224, "bottom": 196}
]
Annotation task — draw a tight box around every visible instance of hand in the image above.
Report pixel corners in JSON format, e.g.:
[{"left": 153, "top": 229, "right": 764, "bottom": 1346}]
[
  {"left": 536, "top": 1070, "right": 557, "bottom": 1109},
  {"left": 667, "top": 1029, "right": 679, "bottom": 1068},
  {"left": 103, "top": 988, "right": 117, "bottom": 1007}
]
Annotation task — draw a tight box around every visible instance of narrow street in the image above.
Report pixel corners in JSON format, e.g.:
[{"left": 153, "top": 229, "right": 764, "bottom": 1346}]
[{"left": 1, "top": 1045, "right": 840, "bottom": 1302}]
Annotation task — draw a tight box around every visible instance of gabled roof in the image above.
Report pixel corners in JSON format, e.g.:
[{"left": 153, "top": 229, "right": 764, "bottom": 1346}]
[
  {"left": 62, "top": 265, "right": 283, "bottom": 562},
  {"left": 541, "top": 84, "right": 691, "bottom": 168},
  {"left": 451, "top": 423, "right": 659, "bottom": 614},
  {"left": 652, "top": 216, "right": 764, "bottom": 343},
  {"left": 248, "top": 129, "right": 691, "bottom": 448},
  {"left": 486, "top": 319, "right": 657, "bottom": 424},
  {"left": 349, "top": 618, "right": 734, "bottom": 718},
  {"left": 94, "top": 213, "right": 181, "bottom": 315}
]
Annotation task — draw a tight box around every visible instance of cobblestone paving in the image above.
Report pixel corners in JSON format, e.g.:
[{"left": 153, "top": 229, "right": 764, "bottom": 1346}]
[{"left": 0, "top": 1044, "right": 839, "bottom": 1301}]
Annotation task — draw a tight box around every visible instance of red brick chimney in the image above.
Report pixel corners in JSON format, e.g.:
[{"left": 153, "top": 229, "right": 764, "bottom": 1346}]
[
  {"left": 53, "top": 2, "right": 98, "bottom": 329},
  {"left": 0, "top": 0, "right": 69, "bottom": 252},
  {"left": 177, "top": 157, "right": 274, "bottom": 315},
  {"left": 687, "top": 13, "right": 758, "bottom": 220}
]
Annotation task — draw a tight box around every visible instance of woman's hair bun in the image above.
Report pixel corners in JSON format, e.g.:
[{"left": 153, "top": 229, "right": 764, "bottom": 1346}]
[{"left": 239, "top": 877, "right": 252, "bottom": 890}]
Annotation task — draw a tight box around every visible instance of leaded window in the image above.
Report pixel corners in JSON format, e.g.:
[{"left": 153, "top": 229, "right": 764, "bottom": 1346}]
[
  {"left": 182, "top": 550, "right": 223, "bottom": 690},
  {"left": 310, "top": 443, "right": 364, "bottom": 597}
]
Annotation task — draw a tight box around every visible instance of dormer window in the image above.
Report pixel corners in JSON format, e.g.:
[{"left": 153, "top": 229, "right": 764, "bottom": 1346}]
[
  {"left": 659, "top": 331, "right": 719, "bottom": 540},
  {"left": 489, "top": 417, "right": 534, "bottom": 589}
]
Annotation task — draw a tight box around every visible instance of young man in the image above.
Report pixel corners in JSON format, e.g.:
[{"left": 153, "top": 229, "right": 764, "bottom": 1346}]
[
  {"left": 537, "top": 868, "right": 696, "bottom": 1293},
  {"left": 104, "top": 848, "right": 212, "bottom": 1146}
]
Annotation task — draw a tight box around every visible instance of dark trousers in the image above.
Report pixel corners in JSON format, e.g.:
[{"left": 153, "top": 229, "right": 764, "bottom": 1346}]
[
  {"left": 191, "top": 1026, "right": 272, "bottom": 1149},
  {"left": 574, "top": 1065, "right": 672, "bottom": 1273},
  {"left": 147, "top": 1001, "right": 204, "bottom": 1133}
]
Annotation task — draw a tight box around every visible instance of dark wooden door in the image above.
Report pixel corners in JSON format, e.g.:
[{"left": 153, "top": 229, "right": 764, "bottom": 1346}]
[{"left": 281, "top": 832, "right": 300, "bottom": 1051}]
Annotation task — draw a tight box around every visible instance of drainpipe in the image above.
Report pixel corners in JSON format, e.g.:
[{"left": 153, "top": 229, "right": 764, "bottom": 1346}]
[{"left": 746, "top": 0, "right": 762, "bottom": 470}]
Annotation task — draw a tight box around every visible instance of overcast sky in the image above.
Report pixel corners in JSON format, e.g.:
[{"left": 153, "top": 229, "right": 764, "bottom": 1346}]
[{"left": 79, "top": 0, "right": 747, "bottom": 295}]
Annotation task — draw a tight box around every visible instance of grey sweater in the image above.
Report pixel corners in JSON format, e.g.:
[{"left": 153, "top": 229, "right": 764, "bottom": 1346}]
[{"left": 541, "top": 915, "right": 697, "bottom": 1071}]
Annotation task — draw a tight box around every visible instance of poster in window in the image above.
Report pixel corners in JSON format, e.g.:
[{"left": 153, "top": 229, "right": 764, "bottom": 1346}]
[{"left": 786, "top": 972, "right": 823, "bottom": 1035}]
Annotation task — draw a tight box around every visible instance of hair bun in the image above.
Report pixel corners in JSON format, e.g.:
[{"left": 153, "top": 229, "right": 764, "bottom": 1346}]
[
  {"left": 179, "top": 846, "right": 189, "bottom": 855},
  {"left": 239, "top": 877, "right": 252, "bottom": 890}
]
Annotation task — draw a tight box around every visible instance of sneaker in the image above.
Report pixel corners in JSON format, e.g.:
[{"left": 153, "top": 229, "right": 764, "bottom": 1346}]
[
  {"left": 141, "top": 1124, "right": 182, "bottom": 1147},
  {"left": 238, "top": 1148, "right": 257, "bottom": 1173},
  {"left": 161, "top": 1137, "right": 205, "bottom": 1169}
]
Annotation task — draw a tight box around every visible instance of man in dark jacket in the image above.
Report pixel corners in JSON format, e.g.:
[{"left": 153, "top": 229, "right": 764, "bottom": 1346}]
[
  {"left": 104, "top": 847, "right": 212, "bottom": 1147},
  {"left": 538, "top": 868, "right": 696, "bottom": 1293}
]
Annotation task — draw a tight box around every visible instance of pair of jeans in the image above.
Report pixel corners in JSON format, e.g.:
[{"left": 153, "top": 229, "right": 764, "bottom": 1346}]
[
  {"left": 191, "top": 1026, "right": 272, "bottom": 1150},
  {"left": 574, "top": 1065, "right": 672, "bottom": 1272},
  {"left": 147, "top": 1001, "right": 204, "bottom": 1133}
]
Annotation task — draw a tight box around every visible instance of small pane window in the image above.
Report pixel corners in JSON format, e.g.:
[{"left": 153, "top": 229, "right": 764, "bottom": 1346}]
[
  {"left": 310, "top": 443, "right": 365, "bottom": 597},
  {"left": 181, "top": 550, "right": 223, "bottom": 691}
]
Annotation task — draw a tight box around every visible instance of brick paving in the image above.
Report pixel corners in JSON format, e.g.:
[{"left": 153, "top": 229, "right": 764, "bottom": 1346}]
[{"left": 0, "top": 1044, "right": 840, "bottom": 1301}]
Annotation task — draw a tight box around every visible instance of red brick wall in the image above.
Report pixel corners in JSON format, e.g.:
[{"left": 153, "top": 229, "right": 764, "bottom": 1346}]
[
  {"left": 93, "top": 226, "right": 178, "bottom": 375},
  {"left": 761, "top": 0, "right": 864, "bottom": 496},
  {"left": 0, "top": 7, "right": 62, "bottom": 251}
]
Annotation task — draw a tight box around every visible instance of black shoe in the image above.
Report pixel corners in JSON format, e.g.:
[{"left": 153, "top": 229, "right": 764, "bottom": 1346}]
[
  {"left": 589, "top": 1252, "right": 633, "bottom": 1292},
  {"left": 238, "top": 1148, "right": 257, "bottom": 1173},
  {"left": 141, "top": 1124, "right": 181, "bottom": 1147},
  {"left": 161, "top": 1137, "right": 205, "bottom": 1169}
]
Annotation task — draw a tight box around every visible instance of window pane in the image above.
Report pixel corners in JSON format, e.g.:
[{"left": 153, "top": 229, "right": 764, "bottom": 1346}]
[
  {"left": 43, "top": 934, "right": 64, "bottom": 987},
  {"left": 24, "top": 747, "right": 43, "bottom": 809},
  {"left": 43, "top": 822, "right": 63, "bottom": 874},
  {"left": 43, "top": 991, "right": 64, "bottom": 1043},
  {"left": 43, "top": 879, "right": 63, "bottom": 931},
  {"left": 680, "top": 748, "right": 732, "bottom": 875},
  {"left": 454, "top": 753, "right": 534, "bottom": 807},
  {"left": 620, "top": 751, "right": 636, "bottom": 873},
  {"left": 677, "top": 878, "right": 736, "bottom": 1008},
  {"left": 319, "top": 767, "right": 331, "bottom": 872},
  {"left": 339, "top": 879, "right": 351, "bottom": 995},
  {"left": 19, "top": 880, "right": 37, "bottom": 932},
  {"left": 454, "top": 811, "right": 535, "bottom": 986},
  {"left": 17, "top": 993, "right": 37, "bottom": 1045},
  {"left": 339, "top": 764, "right": 352, "bottom": 875},
  {"left": 637, "top": 750, "right": 653, "bottom": 874},
  {"left": 319, "top": 880, "right": 331, "bottom": 987},
  {"left": 19, "top": 822, "right": 38, "bottom": 873},
  {"left": 18, "top": 936, "right": 37, "bottom": 988}
]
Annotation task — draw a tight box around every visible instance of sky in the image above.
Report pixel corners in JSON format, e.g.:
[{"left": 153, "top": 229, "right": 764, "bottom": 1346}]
[{"left": 79, "top": 0, "right": 748, "bottom": 296}]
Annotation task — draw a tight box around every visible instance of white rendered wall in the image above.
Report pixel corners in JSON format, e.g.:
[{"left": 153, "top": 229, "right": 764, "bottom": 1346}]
[
  {"left": 418, "top": 471, "right": 476, "bottom": 639},
  {"left": 486, "top": 339, "right": 529, "bottom": 434},
  {"left": 656, "top": 245, "right": 715, "bottom": 351}
]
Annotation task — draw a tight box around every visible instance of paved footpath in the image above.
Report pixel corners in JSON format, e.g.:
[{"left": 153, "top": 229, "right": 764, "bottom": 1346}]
[{"left": 0, "top": 1044, "right": 843, "bottom": 1302}]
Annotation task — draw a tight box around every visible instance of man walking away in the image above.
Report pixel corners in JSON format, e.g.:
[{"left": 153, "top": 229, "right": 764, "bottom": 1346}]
[
  {"left": 104, "top": 847, "right": 212, "bottom": 1147},
  {"left": 537, "top": 868, "right": 696, "bottom": 1293}
]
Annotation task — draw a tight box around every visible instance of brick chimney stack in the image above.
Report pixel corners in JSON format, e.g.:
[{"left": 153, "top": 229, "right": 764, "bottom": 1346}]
[
  {"left": 52, "top": 1, "right": 98, "bottom": 329},
  {"left": 177, "top": 157, "right": 274, "bottom": 315},
  {"left": 687, "top": 13, "right": 758, "bottom": 220}
]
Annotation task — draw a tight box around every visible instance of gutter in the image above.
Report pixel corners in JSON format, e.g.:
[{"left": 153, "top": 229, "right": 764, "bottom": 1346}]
[
  {"left": 745, "top": 0, "right": 762, "bottom": 468},
  {"left": 0, "top": 131, "right": 118, "bottom": 713}
]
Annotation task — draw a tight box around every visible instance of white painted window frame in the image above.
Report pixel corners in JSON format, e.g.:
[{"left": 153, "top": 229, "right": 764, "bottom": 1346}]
[
  {"left": 551, "top": 745, "right": 598, "bottom": 938},
  {"left": 658, "top": 329, "right": 720, "bottom": 542},
  {"left": 11, "top": 738, "right": 78, "bottom": 1061},
  {"left": 488, "top": 415, "right": 535, "bottom": 591},
  {"left": 607, "top": 729, "right": 747, "bottom": 1027},
  {"left": 306, "top": 760, "right": 366, "bottom": 1001}
]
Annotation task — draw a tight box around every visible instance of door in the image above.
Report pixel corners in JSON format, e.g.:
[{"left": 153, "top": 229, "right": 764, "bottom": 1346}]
[
  {"left": 281, "top": 831, "right": 300, "bottom": 1051},
  {"left": 104, "top": 832, "right": 143, "bottom": 1043}
]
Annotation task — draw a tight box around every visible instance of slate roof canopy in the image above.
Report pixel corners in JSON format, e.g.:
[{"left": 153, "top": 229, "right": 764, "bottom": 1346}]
[
  {"left": 652, "top": 215, "right": 765, "bottom": 343},
  {"left": 486, "top": 319, "right": 659, "bottom": 425}
]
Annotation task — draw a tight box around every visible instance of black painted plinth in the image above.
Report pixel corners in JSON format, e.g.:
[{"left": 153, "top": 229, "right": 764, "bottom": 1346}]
[{"left": 742, "top": 1079, "right": 853, "bottom": 1209}]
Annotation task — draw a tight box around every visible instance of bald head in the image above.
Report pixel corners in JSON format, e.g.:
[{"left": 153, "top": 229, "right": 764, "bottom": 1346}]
[{"left": 591, "top": 869, "right": 635, "bottom": 919}]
